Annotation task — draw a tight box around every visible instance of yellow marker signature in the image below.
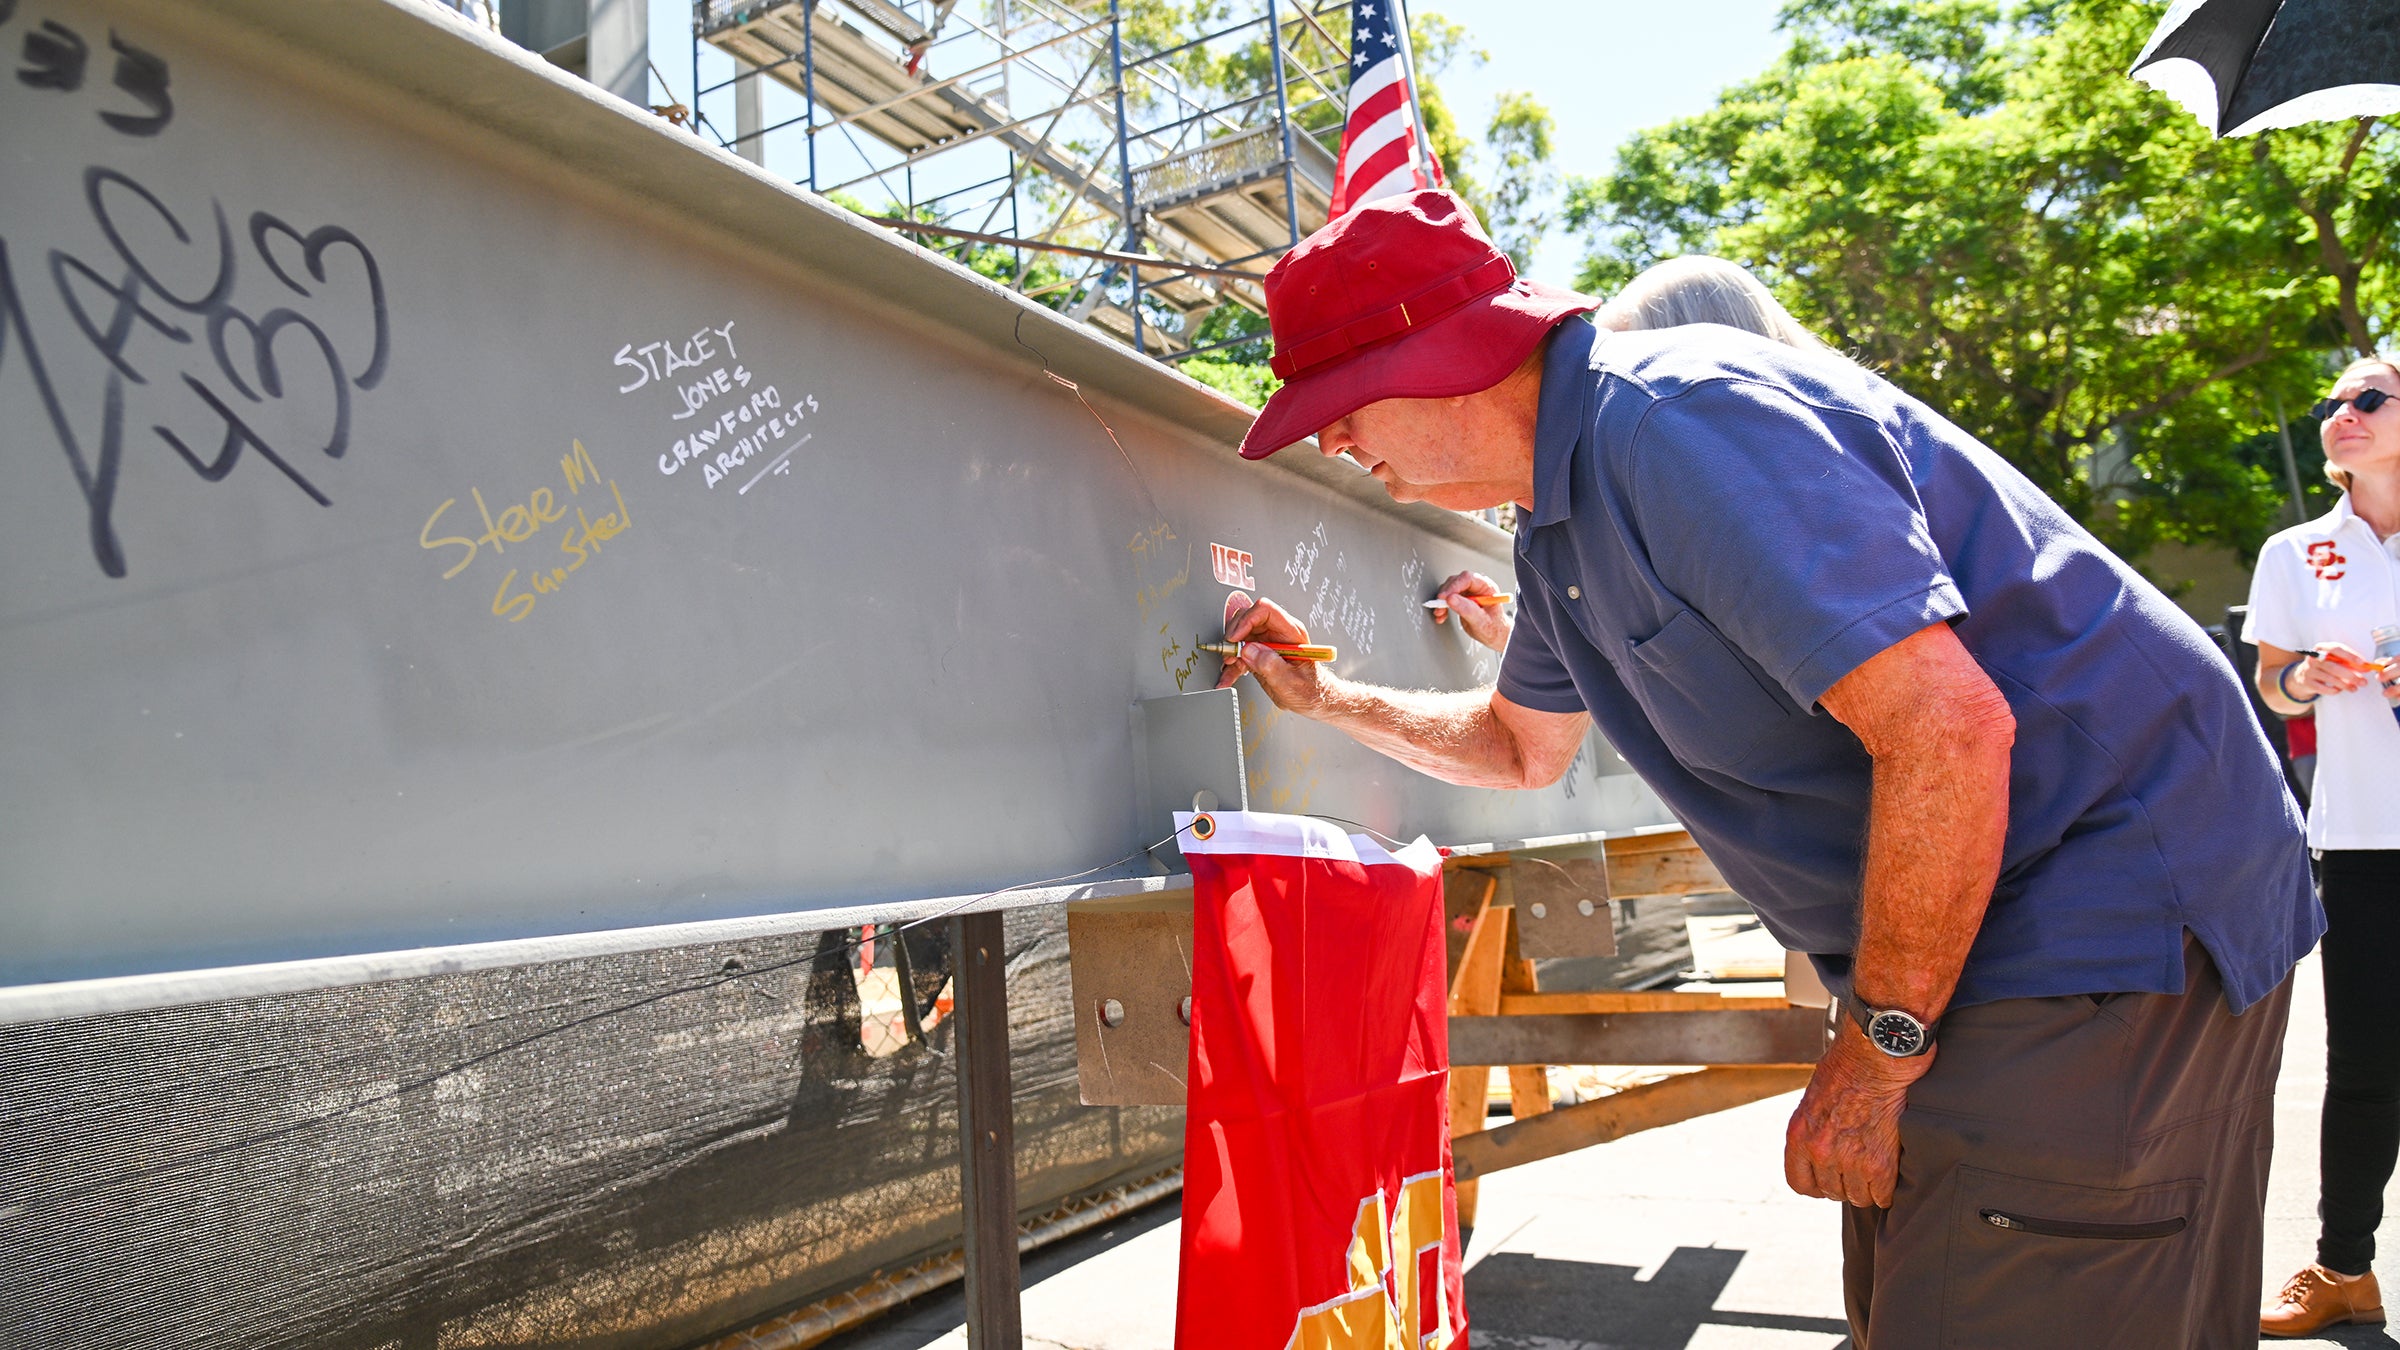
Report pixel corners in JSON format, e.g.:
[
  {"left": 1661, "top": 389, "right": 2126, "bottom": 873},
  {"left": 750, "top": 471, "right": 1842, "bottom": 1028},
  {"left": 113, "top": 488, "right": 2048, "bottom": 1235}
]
[
  {"left": 1130, "top": 521, "right": 1191, "bottom": 625},
  {"left": 419, "top": 440, "right": 633, "bottom": 623}
]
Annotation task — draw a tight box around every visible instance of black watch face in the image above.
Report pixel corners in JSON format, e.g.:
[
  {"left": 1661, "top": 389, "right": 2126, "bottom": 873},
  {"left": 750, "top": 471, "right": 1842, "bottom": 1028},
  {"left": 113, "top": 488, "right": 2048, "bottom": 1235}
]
[{"left": 1866, "top": 1010, "right": 1927, "bottom": 1057}]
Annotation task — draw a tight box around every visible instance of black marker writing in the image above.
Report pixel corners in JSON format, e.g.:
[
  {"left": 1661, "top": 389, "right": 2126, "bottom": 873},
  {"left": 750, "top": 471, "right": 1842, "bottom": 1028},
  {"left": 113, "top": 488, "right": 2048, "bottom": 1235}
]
[
  {"left": 4, "top": 8, "right": 170, "bottom": 135},
  {"left": 0, "top": 165, "right": 389, "bottom": 577}
]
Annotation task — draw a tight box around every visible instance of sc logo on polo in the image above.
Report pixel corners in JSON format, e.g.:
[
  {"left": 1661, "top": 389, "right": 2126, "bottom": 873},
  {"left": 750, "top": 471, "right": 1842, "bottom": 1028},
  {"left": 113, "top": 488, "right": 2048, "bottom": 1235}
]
[{"left": 2307, "top": 540, "right": 2347, "bottom": 581}]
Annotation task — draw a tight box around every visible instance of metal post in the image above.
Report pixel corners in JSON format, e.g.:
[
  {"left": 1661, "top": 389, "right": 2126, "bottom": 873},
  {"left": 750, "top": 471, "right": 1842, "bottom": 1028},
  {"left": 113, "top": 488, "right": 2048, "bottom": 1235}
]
[
  {"left": 1392, "top": 0, "right": 1440, "bottom": 187},
  {"left": 1010, "top": 149, "right": 1024, "bottom": 288},
  {"left": 1106, "top": 0, "right": 1144, "bottom": 354},
  {"left": 735, "top": 63, "right": 766, "bottom": 166},
  {"left": 2274, "top": 395, "right": 2313, "bottom": 526},
  {"left": 1265, "top": 0, "right": 1302, "bottom": 249},
  {"left": 803, "top": 0, "right": 819, "bottom": 191},
  {"left": 953, "top": 910, "right": 1021, "bottom": 1350}
]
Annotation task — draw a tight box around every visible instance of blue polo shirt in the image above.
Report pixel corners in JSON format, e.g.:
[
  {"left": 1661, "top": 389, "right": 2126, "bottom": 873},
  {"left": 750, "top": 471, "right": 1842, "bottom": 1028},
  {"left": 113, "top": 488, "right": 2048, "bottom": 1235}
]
[{"left": 1498, "top": 318, "right": 2318, "bottom": 1012}]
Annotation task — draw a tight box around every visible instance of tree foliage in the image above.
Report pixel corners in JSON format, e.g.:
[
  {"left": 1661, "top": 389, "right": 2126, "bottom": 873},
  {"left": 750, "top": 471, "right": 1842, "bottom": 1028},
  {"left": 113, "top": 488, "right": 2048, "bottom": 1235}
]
[{"left": 1567, "top": 0, "right": 2400, "bottom": 559}]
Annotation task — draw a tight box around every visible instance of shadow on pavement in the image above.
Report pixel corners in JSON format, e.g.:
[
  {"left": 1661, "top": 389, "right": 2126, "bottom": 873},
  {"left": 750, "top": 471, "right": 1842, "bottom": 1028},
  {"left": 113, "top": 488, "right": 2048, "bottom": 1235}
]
[
  {"left": 2287, "top": 1328, "right": 2400, "bottom": 1348},
  {"left": 1466, "top": 1247, "right": 1851, "bottom": 1349}
]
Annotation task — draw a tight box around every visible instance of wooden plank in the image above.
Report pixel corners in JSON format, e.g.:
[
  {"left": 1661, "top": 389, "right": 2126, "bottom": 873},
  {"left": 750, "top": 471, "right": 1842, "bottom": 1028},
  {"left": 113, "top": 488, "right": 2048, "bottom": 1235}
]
[
  {"left": 953, "top": 912, "right": 1022, "bottom": 1350},
  {"left": 1506, "top": 1065, "right": 1553, "bottom": 1121},
  {"left": 1445, "top": 875, "right": 1504, "bottom": 1228},
  {"left": 1602, "top": 830, "right": 1729, "bottom": 898},
  {"left": 1513, "top": 854, "right": 1616, "bottom": 958},
  {"left": 1498, "top": 905, "right": 1551, "bottom": 1121},
  {"left": 1496, "top": 991, "right": 1790, "bottom": 1016},
  {"left": 1066, "top": 908, "right": 1195, "bottom": 1106},
  {"left": 1451, "top": 1067, "right": 1817, "bottom": 1182},
  {"left": 1448, "top": 1008, "right": 1829, "bottom": 1068}
]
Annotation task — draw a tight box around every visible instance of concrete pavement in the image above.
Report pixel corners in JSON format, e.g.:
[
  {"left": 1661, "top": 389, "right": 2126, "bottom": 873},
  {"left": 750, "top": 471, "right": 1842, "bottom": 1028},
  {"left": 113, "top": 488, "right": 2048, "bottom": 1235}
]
[{"left": 816, "top": 952, "right": 2400, "bottom": 1350}]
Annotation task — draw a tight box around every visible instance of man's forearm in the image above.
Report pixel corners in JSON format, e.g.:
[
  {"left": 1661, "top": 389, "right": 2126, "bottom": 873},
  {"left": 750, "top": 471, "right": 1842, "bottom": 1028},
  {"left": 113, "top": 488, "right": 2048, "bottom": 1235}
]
[
  {"left": 1305, "top": 676, "right": 1538, "bottom": 789},
  {"left": 1849, "top": 712, "right": 2014, "bottom": 1022}
]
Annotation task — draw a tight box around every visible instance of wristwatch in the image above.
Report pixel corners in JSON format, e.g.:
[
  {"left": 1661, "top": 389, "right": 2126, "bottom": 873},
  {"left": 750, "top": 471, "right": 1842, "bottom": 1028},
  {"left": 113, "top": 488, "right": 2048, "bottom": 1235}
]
[{"left": 1846, "top": 1000, "right": 1936, "bottom": 1058}]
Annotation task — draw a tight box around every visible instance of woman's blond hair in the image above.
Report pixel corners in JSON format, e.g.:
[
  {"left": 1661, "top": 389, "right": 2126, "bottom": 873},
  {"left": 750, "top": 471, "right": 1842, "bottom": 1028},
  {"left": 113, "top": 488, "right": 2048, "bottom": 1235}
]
[
  {"left": 2324, "top": 354, "right": 2400, "bottom": 493},
  {"left": 1595, "top": 255, "right": 1827, "bottom": 351}
]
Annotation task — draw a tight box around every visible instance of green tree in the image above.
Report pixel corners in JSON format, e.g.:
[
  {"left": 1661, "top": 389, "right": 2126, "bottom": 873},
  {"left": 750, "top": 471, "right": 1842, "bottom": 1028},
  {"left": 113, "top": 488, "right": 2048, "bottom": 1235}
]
[
  {"left": 1566, "top": 0, "right": 2400, "bottom": 560},
  {"left": 1484, "top": 91, "right": 1557, "bottom": 268}
]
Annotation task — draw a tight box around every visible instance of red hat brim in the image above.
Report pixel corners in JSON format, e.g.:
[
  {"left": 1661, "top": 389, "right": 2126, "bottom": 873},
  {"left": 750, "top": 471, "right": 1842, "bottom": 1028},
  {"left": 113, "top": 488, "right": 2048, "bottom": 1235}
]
[{"left": 1237, "top": 277, "right": 1600, "bottom": 460}]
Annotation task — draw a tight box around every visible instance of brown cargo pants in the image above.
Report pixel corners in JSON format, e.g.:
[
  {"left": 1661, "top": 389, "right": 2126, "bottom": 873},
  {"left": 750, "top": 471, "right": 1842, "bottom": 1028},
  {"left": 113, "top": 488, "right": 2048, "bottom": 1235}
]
[{"left": 1843, "top": 936, "right": 2293, "bottom": 1349}]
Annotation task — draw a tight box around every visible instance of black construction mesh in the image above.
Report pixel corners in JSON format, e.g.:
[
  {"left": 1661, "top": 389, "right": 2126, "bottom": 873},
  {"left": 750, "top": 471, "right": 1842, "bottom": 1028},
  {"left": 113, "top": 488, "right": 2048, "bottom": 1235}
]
[{"left": 0, "top": 906, "right": 1181, "bottom": 1350}]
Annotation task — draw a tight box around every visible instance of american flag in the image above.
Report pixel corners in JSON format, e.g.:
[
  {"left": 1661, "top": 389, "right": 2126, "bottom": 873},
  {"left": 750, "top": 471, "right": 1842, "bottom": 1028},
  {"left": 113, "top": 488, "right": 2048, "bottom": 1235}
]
[{"left": 1330, "top": 0, "right": 1443, "bottom": 218}]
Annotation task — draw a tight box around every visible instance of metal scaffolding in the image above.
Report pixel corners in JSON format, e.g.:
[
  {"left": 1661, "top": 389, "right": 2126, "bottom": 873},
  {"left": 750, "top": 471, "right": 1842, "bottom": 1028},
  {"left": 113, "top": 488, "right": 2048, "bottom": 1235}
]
[{"left": 689, "top": 0, "right": 1347, "bottom": 358}]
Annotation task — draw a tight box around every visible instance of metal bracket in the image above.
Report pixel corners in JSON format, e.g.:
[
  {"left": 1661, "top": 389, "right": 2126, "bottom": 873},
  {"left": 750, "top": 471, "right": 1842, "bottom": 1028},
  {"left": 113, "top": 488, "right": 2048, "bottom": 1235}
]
[
  {"left": 1507, "top": 847, "right": 1617, "bottom": 960},
  {"left": 1065, "top": 897, "right": 1194, "bottom": 1106},
  {"left": 1130, "top": 686, "right": 1246, "bottom": 869}
]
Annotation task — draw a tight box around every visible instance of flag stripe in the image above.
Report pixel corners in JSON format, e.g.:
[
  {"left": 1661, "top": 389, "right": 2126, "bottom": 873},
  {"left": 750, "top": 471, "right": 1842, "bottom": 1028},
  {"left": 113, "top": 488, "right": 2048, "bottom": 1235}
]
[
  {"left": 1337, "top": 99, "right": 1413, "bottom": 180},
  {"left": 1331, "top": 0, "right": 1431, "bottom": 220},
  {"left": 1346, "top": 158, "right": 1422, "bottom": 213},
  {"left": 1347, "top": 53, "right": 1406, "bottom": 111}
]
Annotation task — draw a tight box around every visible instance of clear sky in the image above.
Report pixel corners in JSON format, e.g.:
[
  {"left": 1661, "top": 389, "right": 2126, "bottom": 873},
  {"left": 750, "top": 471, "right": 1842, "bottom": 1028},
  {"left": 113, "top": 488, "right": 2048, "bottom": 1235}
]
[
  {"left": 646, "top": 1, "right": 1792, "bottom": 288},
  {"left": 1410, "top": 0, "right": 1791, "bottom": 286}
]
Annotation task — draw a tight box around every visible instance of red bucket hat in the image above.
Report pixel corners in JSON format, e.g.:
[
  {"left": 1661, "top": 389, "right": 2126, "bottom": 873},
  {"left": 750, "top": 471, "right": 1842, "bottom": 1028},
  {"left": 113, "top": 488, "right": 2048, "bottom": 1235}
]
[{"left": 1238, "top": 189, "right": 1599, "bottom": 460}]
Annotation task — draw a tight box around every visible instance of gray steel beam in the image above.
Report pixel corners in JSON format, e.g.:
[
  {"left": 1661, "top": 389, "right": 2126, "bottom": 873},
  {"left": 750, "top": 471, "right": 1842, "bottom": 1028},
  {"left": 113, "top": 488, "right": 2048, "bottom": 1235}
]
[
  {"left": 0, "top": 0, "right": 1672, "bottom": 991},
  {"left": 585, "top": 0, "right": 648, "bottom": 105}
]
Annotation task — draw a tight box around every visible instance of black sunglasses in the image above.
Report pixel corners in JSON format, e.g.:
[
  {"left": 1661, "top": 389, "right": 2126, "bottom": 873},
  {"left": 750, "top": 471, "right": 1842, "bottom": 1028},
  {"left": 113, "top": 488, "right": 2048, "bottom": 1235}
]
[{"left": 2312, "top": 388, "right": 2394, "bottom": 420}]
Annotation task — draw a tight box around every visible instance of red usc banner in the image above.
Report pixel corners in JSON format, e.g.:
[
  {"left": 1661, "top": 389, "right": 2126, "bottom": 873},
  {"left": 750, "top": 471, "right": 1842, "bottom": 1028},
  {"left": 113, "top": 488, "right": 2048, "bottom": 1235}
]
[{"left": 1175, "top": 811, "right": 1466, "bottom": 1350}]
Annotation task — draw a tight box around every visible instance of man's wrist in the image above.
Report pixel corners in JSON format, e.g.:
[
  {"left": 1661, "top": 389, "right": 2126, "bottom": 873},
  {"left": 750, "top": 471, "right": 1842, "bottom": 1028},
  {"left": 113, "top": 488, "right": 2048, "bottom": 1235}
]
[
  {"left": 1826, "top": 1018, "right": 1929, "bottom": 1086},
  {"left": 1841, "top": 987, "right": 1943, "bottom": 1057}
]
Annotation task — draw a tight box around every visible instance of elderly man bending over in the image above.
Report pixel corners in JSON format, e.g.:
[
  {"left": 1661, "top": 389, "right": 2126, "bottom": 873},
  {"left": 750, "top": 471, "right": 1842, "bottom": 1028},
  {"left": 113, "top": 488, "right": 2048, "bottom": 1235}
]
[{"left": 1217, "top": 190, "right": 2317, "bottom": 1348}]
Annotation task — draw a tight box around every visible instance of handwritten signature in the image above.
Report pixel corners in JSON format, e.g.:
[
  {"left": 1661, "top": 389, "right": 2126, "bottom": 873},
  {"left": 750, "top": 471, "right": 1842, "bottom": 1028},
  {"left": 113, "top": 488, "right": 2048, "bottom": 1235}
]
[
  {"left": 1, "top": 166, "right": 388, "bottom": 578},
  {"left": 419, "top": 440, "right": 633, "bottom": 623}
]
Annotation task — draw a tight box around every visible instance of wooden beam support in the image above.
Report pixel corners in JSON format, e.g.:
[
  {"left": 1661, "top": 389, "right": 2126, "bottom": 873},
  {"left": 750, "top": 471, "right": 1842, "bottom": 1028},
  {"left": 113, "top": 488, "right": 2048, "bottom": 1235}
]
[
  {"left": 1496, "top": 991, "right": 1790, "bottom": 1016},
  {"left": 1498, "top": 899, "right": 1550, "bottom": 1122},
  {"left": 1451, "top": 1067, "right": 1817, "bottom": 1182},
  {"left": 1448, "top": 1008, "right": 1829, "bottom": 1068},
  {"left": 1445, "top": 875, "right": 1505, "bottom": 1228},
  {"left": 1601, "top": 829, "right": 1729, "bottom": 898}
]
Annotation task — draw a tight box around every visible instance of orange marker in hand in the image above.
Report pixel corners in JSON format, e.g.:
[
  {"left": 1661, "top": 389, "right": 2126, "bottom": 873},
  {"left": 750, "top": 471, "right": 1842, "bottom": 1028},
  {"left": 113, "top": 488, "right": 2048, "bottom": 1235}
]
[
  {"left": 1423, "top": 593, "right": 1512, "bottom": 611},
  {"left": 1199, "top": 640, "right": 1338, "bottom": 663},
  {"left": 2314, "top": 645, "right": 2395, "bottom": 674}
]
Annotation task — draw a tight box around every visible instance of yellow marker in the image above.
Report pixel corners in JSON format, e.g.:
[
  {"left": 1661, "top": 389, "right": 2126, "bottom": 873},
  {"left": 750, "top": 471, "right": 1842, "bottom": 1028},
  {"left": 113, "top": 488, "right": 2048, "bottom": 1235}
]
[{"left": 1198, "top": 640, "right": 1338, "bottom": 663}]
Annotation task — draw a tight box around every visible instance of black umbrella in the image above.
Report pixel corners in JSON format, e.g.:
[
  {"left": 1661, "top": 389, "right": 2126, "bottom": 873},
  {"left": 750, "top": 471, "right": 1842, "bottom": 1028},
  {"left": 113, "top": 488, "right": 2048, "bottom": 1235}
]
[{"left": 2131, "top": 0, "right": 2400, "bottom": 137}]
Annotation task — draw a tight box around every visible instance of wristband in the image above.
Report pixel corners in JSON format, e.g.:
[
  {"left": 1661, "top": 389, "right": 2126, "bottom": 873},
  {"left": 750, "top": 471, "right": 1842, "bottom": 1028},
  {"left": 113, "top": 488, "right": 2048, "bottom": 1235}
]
[{"left": 2277, "top": 660, "right": 2320, "bottom": 705}]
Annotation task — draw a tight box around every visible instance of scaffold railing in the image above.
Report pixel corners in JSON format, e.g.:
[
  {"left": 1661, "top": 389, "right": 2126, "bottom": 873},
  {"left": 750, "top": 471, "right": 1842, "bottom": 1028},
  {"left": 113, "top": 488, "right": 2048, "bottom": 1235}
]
[{"left": 688, "top": 0, "right": 1349, "bottom": 358}]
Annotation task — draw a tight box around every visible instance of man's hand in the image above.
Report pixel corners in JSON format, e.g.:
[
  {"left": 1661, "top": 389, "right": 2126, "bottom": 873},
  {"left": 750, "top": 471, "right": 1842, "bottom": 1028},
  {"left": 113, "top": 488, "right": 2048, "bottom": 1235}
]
[
  {"left": 1784, "top": 620, "right": 2011, "bottom": 1209},
  {"left": 1432, "top": 570, "right": 1511, "bottom": 653},
  {"left": 1213, "top": 596, "right": 1329, "bottom": 714},
  {"left": 1785, "top": 1020, "right": 1934, "bottom": 1208}
]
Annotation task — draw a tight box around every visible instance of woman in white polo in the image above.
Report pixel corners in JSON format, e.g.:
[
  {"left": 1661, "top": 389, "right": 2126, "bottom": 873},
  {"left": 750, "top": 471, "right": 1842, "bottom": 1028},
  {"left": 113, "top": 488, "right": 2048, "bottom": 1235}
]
[{"left": 2249, "top": 354, "right": 2400, "bottom": 1337}]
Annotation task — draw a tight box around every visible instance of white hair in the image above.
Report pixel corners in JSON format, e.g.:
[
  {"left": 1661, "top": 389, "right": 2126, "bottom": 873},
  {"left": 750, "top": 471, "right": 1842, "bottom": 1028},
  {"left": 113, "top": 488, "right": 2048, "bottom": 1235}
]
[{"left": 1596, "top": 255, "right": 1827, "bottom": 351}]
